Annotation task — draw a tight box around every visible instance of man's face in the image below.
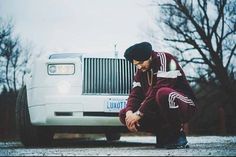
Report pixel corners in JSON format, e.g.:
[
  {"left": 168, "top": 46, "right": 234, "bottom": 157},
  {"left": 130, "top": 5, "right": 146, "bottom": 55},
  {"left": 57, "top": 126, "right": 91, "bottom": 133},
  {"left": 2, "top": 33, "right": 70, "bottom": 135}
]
[{"left": 133, "top": 58, "right": 151, "bottom": 72}]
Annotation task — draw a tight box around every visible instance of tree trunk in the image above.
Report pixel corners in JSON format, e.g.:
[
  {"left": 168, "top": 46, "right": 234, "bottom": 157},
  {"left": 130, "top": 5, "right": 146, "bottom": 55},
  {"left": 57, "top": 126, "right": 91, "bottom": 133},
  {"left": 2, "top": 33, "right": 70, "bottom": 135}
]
[
  {"left": 214, "top": 65, "right": 236, "bottom": 134},
  {"left": 5, "top": 60, "right": 11, "bottom": 91},
  {"left": 218, "top": 107, "right": 226, "bottom": 135},
  {"left": 214, "top": 65, "right": 236, "bottom": 110},
  {"left": 13, "top": 68, "right": 16, "bottom": 93}
]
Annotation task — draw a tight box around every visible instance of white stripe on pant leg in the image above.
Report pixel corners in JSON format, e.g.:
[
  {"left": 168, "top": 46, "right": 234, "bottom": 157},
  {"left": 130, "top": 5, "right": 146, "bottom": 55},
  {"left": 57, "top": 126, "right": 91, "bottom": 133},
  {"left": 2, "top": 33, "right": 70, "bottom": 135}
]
[
  {"left": 168, "top": 92, "right": 195, "bottom": 109},
  {"left": 174, "top": 92, "right": 193, "bottom": 103},
  {"left": 169, "top": 92, "right": 176, "bottom": 106},
  {"left": 170, "top": 92, "right": 192, "bottom": 103},
  {"left": 171, "top": 92, "right": 194, "bottom": 104},
  {"left": 170, "top": 92, "right": 177, "bottom": 108},
  {"left": 174, "top": 92, "right": 195, "bottom": 106},
  {"left": 171, "top": 92, "right": 195, "bottom": 108},
  {"left": 168, "top": 92, "right": 179, "bottom": 108}
]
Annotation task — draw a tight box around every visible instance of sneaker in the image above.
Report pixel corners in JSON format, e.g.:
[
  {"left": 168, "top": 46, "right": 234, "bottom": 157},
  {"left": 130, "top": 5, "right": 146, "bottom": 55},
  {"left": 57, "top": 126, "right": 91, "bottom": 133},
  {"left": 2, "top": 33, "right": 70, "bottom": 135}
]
[{"left": 164, "top": 131, "right": 189, "bottom": 149}]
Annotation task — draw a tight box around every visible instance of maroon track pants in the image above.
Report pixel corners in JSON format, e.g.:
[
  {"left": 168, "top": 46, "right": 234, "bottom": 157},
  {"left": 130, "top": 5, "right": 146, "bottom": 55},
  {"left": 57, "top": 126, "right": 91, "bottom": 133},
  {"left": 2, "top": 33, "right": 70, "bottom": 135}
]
[{"left": 119, "top": 87, "right": 196, "bottom": 136}]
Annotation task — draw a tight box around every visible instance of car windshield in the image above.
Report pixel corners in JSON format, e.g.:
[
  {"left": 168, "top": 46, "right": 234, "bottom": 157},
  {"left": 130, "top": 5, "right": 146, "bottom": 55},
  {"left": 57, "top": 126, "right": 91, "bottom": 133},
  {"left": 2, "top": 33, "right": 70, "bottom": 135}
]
[{"left": 49, "top": 53, "right": 83, "bottom": 59}]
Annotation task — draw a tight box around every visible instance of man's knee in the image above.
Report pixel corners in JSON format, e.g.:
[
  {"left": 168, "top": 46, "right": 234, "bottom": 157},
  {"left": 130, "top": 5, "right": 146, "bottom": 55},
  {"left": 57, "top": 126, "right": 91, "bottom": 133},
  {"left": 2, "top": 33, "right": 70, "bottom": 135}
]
[
  {"left": 119, "top": 108, "right": 126, "bottom": 125},
  {"left": 156, "top": 87, "right": 173, "bottom": 105}
]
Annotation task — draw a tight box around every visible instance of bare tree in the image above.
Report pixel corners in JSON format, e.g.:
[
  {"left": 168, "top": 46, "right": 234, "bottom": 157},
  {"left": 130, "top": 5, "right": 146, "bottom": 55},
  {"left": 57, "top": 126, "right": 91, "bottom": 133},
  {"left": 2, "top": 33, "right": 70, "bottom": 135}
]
[
  {"left": 10, "top": 38, "right": 21, "bottom": 92},
  {"left": 153, "top": 0, "right": 236, "bottom": 111},
  {"left": 12, "top": 44, "right": 30, "bottom": 91},
  {"left": 0, "top": 19, "right": 29, "bottom": 93},
  {"left": 2, "top": 37, "right": 18, "bottom": 91},
  {"left": 0, "top": 20, "right": 12, "bottom": 89},
  {"left": 0, "top": 21, "right": 12, "bottom": 50}
]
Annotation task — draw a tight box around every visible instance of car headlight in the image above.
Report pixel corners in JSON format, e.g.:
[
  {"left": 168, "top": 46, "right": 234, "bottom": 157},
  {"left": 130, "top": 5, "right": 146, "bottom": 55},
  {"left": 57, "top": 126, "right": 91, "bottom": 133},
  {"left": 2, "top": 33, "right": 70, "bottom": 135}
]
[{"left": 48, "top": 64, "right": 75, "bottom": 75}]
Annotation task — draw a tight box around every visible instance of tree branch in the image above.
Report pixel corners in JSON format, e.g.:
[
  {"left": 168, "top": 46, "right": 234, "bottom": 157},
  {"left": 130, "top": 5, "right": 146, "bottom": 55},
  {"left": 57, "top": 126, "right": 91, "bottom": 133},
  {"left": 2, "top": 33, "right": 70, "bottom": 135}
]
[
  {"left": 197, "top": 0, "right": 210, "bottom": 35},
  {"left": 180, "top": 58, "right": 206, "bottom": 67},
  {"left": 226, "top": 44, "right": 236, "bottom": 69},
  {"left": 210, "top": 0, "right": 227, "bottom": 38}
]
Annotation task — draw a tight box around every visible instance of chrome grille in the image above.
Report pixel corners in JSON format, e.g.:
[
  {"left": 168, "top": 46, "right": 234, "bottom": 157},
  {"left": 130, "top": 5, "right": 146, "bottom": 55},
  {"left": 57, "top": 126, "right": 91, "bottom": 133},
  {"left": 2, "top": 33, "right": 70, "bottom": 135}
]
[{"left": 83, "top": 58, "right": 136, "bottom": 95}]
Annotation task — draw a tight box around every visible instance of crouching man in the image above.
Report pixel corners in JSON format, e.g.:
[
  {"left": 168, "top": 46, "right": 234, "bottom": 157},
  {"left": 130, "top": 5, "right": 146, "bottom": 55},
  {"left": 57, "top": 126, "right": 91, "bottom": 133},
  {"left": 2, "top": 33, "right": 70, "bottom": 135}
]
[{"left": 119, "top": 42, "right": 197, "bottom": 149}]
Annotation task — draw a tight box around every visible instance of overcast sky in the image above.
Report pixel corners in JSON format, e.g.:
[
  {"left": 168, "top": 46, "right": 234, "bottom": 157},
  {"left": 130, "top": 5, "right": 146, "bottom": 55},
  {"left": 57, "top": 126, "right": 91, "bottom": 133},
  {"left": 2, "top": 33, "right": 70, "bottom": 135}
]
[{"left": 0, "top": 0, "right": 166, "bottom": 58}]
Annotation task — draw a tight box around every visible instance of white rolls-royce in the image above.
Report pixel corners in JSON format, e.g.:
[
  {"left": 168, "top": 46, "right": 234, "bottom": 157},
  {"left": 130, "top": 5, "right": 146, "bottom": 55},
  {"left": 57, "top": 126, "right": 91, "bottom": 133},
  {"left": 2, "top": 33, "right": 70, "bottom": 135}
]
[{"left": 16, "top": 53, "right": 136, "bottom": 146}]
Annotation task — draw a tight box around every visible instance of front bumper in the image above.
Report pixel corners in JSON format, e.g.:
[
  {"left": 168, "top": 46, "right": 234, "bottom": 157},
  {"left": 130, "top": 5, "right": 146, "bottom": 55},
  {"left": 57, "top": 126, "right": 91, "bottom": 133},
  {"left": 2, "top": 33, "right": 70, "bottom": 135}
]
[
  {"left": 29, "top": 103, "right": 123, "bottom": 126},
  {"left": 28, "top": 87, "right": 127, "bottom": 126}
]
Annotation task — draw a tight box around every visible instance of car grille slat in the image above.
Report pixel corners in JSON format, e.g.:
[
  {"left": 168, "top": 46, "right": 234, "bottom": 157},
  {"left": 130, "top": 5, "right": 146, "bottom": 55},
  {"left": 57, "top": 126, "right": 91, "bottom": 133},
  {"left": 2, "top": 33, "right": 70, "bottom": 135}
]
[{"left": 83, "top": 58, "right": 136, "bottom": 95}]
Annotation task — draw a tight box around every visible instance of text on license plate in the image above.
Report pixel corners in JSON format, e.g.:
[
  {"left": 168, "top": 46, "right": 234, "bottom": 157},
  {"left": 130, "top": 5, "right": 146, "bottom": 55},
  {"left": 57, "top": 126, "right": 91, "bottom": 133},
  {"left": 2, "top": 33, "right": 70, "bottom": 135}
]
[{"left": 104, "top": 99, "right": 127, "bottom": 113}]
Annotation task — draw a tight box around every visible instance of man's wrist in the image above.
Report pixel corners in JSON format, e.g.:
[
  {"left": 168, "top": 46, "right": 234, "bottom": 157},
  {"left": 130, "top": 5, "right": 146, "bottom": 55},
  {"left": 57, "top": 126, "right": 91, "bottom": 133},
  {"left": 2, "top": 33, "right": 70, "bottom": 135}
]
[
  {"left": 126, "top": 110, "right": 133, "bottom": 114},
  {"left": 134, "top": 110, "right": 144, "bottom": 118},
  {"left": 126, "top": 110, "right": 133, "bottom": 116}
]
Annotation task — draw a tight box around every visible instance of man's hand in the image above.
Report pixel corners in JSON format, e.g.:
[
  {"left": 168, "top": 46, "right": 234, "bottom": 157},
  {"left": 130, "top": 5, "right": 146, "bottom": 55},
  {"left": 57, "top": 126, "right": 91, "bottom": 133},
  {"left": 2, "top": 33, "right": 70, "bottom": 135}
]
[{"left": 125, "top": 110, "right": 141, "bottom": 132}]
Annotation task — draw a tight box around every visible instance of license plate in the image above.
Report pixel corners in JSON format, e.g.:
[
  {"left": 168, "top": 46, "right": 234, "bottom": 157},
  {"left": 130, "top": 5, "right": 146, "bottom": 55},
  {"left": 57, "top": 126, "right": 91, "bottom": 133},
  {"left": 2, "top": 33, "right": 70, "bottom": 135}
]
[{"left": 104, "top": 98, "right": 127, "bottom": 113}]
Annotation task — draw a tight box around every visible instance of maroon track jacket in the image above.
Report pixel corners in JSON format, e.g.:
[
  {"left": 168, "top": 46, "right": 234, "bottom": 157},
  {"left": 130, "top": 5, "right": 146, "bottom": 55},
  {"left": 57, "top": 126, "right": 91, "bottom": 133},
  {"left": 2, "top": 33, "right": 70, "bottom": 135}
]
[{"left": 125, "top": 51, "right": 196, "bottom": 114}]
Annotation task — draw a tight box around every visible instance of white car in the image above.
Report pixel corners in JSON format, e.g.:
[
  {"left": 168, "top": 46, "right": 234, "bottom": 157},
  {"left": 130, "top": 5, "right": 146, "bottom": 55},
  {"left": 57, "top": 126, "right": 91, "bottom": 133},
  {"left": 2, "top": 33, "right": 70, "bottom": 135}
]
[{"left": 16, "top": 53, "right": 136, "bottom": 146}]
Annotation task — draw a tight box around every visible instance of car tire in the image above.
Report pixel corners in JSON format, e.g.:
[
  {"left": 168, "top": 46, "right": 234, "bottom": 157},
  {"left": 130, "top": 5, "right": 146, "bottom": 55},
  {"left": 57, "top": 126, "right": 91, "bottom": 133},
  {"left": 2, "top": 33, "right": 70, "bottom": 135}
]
[
  {"left": 105, "top": 132, "right": 121, "bottom": 141},
  {"left": 16, "top": 86, "right": 54, "bottom": 147}
]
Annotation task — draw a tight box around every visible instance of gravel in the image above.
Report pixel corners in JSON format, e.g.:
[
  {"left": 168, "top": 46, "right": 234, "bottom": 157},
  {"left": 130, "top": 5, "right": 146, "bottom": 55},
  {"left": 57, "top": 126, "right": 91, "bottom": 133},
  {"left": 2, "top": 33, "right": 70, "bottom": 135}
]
[{"left": 0, "top": 136, "right": 235, "bottom": 156}]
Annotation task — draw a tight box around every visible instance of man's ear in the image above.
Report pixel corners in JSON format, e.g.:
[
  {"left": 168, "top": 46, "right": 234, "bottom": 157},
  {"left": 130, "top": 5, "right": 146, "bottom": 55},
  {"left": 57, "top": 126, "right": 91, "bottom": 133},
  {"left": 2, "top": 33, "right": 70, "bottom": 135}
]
[{"left": 133, "top": 60, "right": 139, "bottom": 65}]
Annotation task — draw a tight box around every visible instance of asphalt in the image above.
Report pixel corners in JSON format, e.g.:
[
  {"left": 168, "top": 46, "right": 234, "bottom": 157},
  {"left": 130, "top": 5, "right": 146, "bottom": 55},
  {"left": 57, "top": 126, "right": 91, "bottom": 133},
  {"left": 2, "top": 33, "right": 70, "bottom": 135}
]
[{"left": 0, "top": 135, "right": 236, "bottom": 156}]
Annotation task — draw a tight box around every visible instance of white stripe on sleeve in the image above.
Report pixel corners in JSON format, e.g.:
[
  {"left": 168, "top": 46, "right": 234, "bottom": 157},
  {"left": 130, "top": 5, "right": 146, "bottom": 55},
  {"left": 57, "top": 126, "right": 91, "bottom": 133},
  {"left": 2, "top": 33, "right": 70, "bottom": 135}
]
[
  {"left": 157, "top": 70, "right": 182, "bottom": 78},
  {"left": 132, "top": 81, "right": 141, "bottom": 88},
  {"left": 157, "top": 52, "right": 167, "bottom": 72}
]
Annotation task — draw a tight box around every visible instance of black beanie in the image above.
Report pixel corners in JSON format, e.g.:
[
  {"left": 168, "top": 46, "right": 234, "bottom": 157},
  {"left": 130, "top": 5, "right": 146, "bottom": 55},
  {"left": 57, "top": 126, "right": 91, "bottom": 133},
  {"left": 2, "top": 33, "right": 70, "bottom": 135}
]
[{"left": 124, "top": 42, "right": 152, "bottom": 63}]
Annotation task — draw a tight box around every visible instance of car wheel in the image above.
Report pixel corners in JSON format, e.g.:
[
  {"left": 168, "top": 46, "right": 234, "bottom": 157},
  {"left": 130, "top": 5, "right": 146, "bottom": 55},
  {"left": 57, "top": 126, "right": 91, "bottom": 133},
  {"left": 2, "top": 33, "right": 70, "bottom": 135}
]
[
  {"left": 105, "top": 132, "right": 121, "bottom": 141},
  {"left": 16, "top": 86, "right": 54, "bottom": 147}
]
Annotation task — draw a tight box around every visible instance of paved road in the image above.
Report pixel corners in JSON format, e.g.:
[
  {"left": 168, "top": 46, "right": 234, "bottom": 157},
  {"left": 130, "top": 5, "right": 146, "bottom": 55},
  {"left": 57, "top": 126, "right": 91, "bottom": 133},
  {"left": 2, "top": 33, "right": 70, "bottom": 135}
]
[{"left": 0, "top": 136, "right": 236, "bottom": 156}]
